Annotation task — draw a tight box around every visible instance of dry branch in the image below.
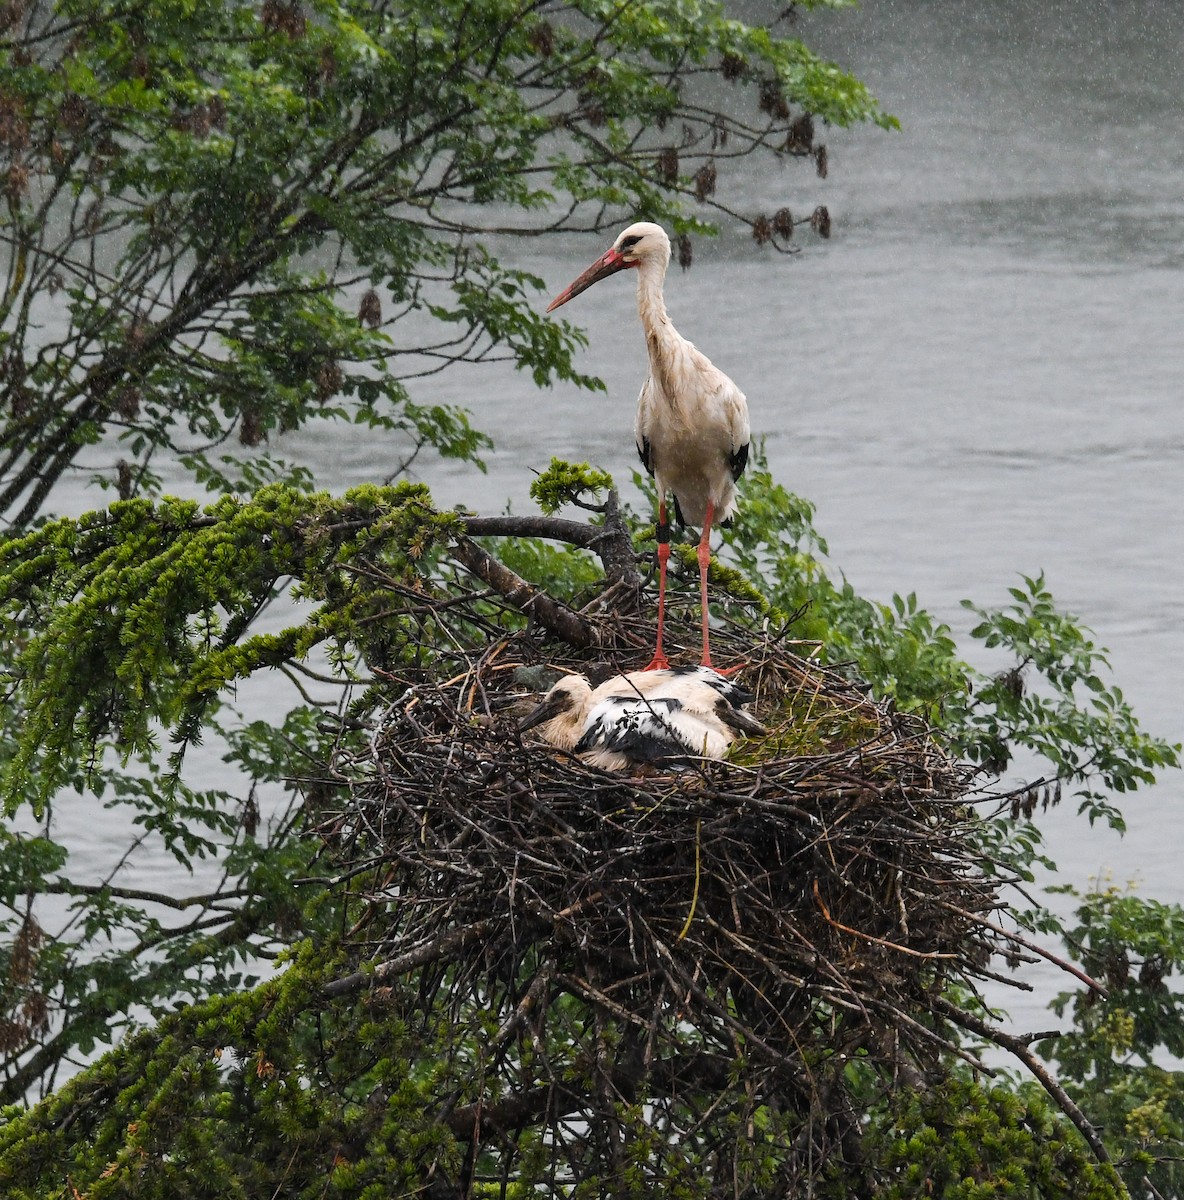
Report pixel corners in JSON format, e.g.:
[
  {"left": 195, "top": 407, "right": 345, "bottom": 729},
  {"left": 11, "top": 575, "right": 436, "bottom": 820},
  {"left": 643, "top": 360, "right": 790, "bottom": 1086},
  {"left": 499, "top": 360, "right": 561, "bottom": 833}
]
[
  {"left": 450, "top": 535, "right": 600, "bottom": 648},
  {"left": 933, "top": 995, "right": 1110, "bottom": 1165}
]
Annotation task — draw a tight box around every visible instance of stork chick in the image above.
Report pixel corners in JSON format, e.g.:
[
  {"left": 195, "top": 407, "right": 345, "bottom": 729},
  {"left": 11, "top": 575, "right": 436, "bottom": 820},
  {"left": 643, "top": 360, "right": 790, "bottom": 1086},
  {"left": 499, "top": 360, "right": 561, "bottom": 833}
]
[
  {"left": 520, "top": 666, "right": 766, "bottom": 772},
  {"left": 547, "top": 222, "right": 750, "bottom": 671}
]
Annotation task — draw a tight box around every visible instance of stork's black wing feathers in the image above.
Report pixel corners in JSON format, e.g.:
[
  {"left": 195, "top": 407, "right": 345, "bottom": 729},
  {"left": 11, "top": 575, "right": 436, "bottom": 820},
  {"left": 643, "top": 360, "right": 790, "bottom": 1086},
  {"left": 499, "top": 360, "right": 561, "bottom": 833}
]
[
  {"left": 668, "top": 665, "right": 754, "bottom": 708},
  {"left": 576, "top": 697, "right": 692, "bottom": 764},
  {"left": 713, "top": 697, "right": 768, "bottom": 739},
  {"left": 637, "top": 436, "right": 654, "bottom": 477},
  {"left": 730, "top": 440, "right": 749, "bottom": 482}
]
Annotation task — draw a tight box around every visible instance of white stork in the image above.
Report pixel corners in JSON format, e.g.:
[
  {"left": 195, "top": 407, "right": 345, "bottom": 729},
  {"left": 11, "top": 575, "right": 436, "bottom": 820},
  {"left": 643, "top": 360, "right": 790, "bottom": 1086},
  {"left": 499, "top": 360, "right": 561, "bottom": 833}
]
[
  {"left": 519, "top": 665, "right": 766, "bottom": 772},
  {"left": 547, "top": 222, "right": 751, "bottom": 671}
]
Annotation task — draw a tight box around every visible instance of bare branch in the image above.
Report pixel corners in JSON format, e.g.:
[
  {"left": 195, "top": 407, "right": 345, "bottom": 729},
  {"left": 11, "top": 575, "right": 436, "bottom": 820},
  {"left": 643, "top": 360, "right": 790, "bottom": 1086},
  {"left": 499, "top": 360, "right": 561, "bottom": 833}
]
[{"left": 450, "top": 535, "right": 601, "bottom": 649}]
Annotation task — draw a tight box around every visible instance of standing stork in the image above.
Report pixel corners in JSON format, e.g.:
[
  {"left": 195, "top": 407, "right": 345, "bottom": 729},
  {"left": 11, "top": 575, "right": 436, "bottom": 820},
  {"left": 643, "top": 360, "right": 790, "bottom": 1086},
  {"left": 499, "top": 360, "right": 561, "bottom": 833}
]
[{"left": 547, "top": 222, "right": 750, "bottom": 671}]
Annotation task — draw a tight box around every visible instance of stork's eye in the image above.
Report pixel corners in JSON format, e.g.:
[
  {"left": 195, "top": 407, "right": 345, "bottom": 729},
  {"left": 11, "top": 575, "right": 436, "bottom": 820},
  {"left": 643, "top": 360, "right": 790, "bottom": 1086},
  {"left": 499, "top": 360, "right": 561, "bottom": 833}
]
[{"left": 619, "top": 235, "right": 642, "bottom": 250}]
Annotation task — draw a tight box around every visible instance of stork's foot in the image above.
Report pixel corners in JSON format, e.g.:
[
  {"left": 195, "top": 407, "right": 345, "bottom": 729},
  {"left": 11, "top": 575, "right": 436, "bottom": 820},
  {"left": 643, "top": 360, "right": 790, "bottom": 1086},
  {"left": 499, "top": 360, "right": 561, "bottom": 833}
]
[
  {"left": 701, "top": 658, "right": 746, "bottom": 677},
  {"left": 640, "top": 651, "right": 671, "bottom": 672}
]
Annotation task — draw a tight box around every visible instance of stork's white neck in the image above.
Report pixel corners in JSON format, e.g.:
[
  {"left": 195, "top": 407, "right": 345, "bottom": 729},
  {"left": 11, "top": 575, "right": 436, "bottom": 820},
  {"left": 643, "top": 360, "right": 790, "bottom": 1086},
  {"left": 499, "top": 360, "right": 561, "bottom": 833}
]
[
  {"left": 636, "top": 256, "right": 671, "bottom": 339},
  {"left": 635, "top": 253, "right": 686, "bottom": 406}
]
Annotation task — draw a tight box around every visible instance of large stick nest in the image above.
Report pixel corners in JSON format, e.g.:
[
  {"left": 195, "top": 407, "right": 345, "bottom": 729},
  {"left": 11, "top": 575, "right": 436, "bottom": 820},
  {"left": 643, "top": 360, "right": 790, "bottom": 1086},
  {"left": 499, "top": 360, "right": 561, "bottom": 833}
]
[{"left": 322, "top": 617, "right": 1006, "bottom": 1086}]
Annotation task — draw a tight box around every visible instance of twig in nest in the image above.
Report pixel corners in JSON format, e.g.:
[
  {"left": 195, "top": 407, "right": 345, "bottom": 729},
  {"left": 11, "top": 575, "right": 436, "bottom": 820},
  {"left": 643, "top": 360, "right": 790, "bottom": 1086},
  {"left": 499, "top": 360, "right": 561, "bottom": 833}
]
[
  {"left": 813, "top": 880, "right": 957, "bottom": 960},
  {"left": 940, "top": 901, "right": 1108, "bottom": 998},
  {"left": 678, "top": 818, "right": 703, "bottom": 941}
]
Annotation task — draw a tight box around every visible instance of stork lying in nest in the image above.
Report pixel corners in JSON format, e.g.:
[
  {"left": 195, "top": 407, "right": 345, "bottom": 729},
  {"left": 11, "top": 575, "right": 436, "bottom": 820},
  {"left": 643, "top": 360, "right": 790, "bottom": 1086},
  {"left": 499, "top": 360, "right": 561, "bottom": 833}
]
[{"left": 520, "top": 665, "right": 767, "bottom": 771}]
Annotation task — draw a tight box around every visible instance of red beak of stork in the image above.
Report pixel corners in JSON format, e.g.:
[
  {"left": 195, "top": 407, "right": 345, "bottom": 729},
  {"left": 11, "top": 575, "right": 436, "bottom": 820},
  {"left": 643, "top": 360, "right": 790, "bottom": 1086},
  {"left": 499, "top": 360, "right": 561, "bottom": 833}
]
[{"left": 546, "top": 245, "right": 634, "bottom": 312}]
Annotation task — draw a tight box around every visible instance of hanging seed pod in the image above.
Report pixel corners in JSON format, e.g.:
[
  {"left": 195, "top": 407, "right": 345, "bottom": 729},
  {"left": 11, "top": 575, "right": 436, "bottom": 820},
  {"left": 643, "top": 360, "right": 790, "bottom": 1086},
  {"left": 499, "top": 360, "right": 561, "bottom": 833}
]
[
  {"left": 22, "top": 989, "right": 48, "bottom": 1035},
  {"left": 752, "top": 214, "right": 772, "bottom": 246},
  {"left": 124, "top": 318, "right": 149, "bottom": 350},
  {"left": 9, "top": 385, "right": 30, "bottom": 419},
  {"left": 242, "top": 790, "right": 261, "bottom": 838},
  {"left": 0, "top": 2, "right": 25, "bottom": 35},
  {"left": 60, "top": 93, "right": 88, "bottom": 133},
  {"left": 529, "top": 20, "right": 555, "bottom": 58},
  {"left": 0, "top": 102, "right": 29, "bottom": 153},
  {"left": 676, "top": 233, "right": 693, "bottom": 271},
  {"left": 315, "top": 360, "right": 344, "bottom": 402},
  {"left": 262, "top": 0, "right": 306, "bottom": 38},
  {"left": 815, "top": 143, "right": 828, "bottom": 179},
  {"left": 810, "top": 205, "right": 831, "bottom": 238},
  {"left": 759, "top": 80, "right": 790, "bottom": 120},
  {"left": 207, "top": 95, "right": 227, "bottom": 130},
  {"left": 1103, "top": 948, "right": 1131, "bottom": 989},
  {"left": 785, "top": 112, "right": 814, "bottom": 154},
  {"left": 116, "top": 460, "right": 135, "bottom": 500},
  {"left": 83, "top": 197, "right": 103, "bottom": 234},
  {"left": 772, "top": 207, "right": 794, "bottom": 239},
  {"left": 5, "top": 161, "right": 28, "bottom": 201},
  {"left": 578, "top": 96, "right": 606, "bottom": 127},
  {"left": 115, "top": 386, "right": 141, "bottom": 419},
  {"left": 358, "top": 288, "right": 382, "bottom": 329},
  {"left": 656, "top": 146, "right": 679, "bottom": 183},
  {"left": 1139, "top": 954, "right": 1166, "bottom": 990},
  {"left": 315, "top": 45, "right": 337, "bottom": 87},
  {"left": 8, "top": 915, "right": 40, "bottom": 985},
  {"left": 240, "top": 406, "right": 264, "bottom": 447},
  {"left": 693, "top": 159, "right": 716, "bottom": 201},
  {"left": 129, "top": 50, "right": 151, "bottom": 81},
  {"left": 997, "top": 667, "right": 1024, "bottom": 701},
  {"left": 983, "top": 744, "right": 1010, "bottom": 777}
]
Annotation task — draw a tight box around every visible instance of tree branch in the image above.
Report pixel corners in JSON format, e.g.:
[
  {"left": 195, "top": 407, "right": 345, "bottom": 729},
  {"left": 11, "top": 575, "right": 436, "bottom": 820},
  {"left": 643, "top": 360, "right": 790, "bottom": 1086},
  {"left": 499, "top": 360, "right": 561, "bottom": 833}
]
[
  {"left": 930, "top": 996, "right": 1111, "bottom": 1166},
  {"left": 939, "top": 902, "right": 1108, "bottom": 998},
  {"left": 323, "top": 919, "right": 505, "bottom": 999},
  {"left": 461, "top": 485, "right": 640, "bottom": 596},
  {"left": 451, "top": 535, "right": 601, "bottom": 650}
]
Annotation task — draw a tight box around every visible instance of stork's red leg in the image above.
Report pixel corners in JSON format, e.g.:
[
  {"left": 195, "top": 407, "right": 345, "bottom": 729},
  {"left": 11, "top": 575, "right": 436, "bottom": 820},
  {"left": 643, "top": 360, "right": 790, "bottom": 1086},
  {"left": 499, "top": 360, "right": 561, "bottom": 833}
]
[
  {"left": 698, "top": 500, "right": 715, "bottom": 668},
  {"left": 641, "top": 498, "right": 671, "bottom": 671}
]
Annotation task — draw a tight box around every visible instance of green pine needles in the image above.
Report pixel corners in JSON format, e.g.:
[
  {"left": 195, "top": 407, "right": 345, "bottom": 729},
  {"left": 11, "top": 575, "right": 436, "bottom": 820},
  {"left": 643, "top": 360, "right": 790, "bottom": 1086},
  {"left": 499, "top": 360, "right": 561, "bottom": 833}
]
[{"left": 0, "top": 483, "right": 460, "bottom": 812}]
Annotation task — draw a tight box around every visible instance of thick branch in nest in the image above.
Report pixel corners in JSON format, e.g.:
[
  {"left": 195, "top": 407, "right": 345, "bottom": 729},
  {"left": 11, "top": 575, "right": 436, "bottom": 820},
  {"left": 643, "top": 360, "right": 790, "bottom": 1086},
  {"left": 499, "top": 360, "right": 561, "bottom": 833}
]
[{"left": 461, "top": 487, "right": 640, "bottom": 595}]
